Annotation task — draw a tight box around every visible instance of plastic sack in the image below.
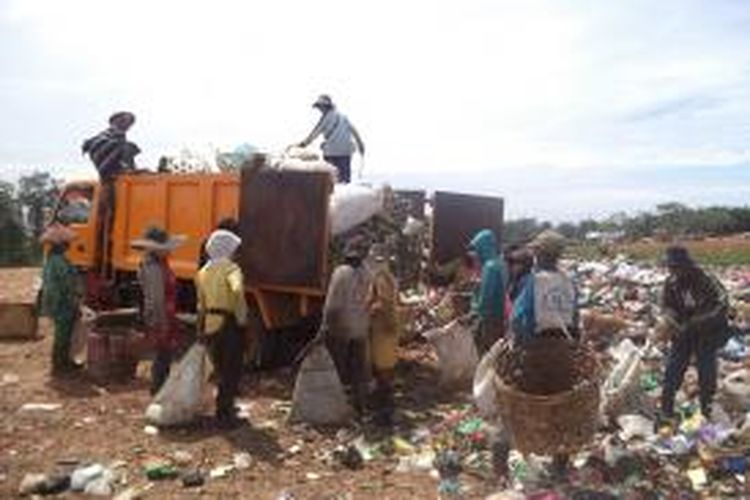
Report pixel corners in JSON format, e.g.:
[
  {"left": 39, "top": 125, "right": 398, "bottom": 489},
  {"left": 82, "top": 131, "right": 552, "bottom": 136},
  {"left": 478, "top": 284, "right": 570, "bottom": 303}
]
[
  {"left": 289, "top": 344, "right": 352, "bottom": 425},
  {"left": 473, "top": 338, "right": 507, "bottom": 420},
  {"left": 329, "top": 184, "right": 385, "bottom": 236},
  {"left": 424, "top": 319, "right": 479, "bottom": 388},
  {"left": 145, "top": 343, "right": 207, "bottom": 426},
  {"left": 721, "top": 369, "right": 750, "bottom": 411},
  {"left": 601, "top": 339, "right": 644, "bottom": 417},
  {"left": 216, "top": 143, "right": 258, "bottom": 172}
]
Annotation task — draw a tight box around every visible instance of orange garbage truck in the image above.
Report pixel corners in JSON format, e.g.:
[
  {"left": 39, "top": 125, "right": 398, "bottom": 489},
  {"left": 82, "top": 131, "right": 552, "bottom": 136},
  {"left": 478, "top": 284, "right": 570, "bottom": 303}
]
[{"left": 51, "top": 165, "right": 333, "bottom": 367}]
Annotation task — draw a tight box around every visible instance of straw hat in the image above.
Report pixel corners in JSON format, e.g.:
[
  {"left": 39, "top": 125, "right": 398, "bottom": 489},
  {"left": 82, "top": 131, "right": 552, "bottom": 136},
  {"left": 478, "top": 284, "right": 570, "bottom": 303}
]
[
  {"left": 40, "top": 224, "right": 77, "bottom": 244},
  {"left": 130, "top": 226, "right": 186, "bottom": 252}
]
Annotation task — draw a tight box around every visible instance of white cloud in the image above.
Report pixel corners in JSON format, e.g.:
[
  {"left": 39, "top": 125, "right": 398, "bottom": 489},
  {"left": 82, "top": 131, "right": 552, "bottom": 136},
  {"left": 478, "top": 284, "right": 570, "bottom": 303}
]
[{"left": 1, "top": 0, "right": 750, "bottom": 218}]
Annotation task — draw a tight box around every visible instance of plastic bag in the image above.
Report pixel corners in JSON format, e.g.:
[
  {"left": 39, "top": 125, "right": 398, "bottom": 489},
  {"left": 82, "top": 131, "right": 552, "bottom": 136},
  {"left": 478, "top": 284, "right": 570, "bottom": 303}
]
[
  {"left": 329, "top": 184, "right": 385, "bottom": 236},
  {"left": 721, "top": 369, "right": 750, "bottom": 411},
  {"left": 424, "top": 319, "right": 479, "bottom": 388},
  {"left": 601, "top": 339, "right": 644, "bottom": 417},
  {"left": 145, "top": 343, "right": 207, "bottom": 426},
  {"left": 473, "top": 338, "right": 506, "bottom": 420},
  {"left": 289, "top": 344, "right": 352, "bottom": 425}
]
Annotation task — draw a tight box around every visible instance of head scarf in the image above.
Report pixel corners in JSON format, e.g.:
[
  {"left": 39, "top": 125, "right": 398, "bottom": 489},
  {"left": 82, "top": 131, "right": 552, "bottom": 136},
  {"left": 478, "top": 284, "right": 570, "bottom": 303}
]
[{"left": 206, "top": 229, "right": 242, "bottom": 264}]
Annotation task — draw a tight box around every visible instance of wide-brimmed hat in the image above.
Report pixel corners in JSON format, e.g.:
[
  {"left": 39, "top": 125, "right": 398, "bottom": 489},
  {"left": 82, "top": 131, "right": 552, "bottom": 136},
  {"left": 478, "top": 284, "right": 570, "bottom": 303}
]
[
  {"left": 40, "top": 224, "right": 77, "bottom": 244},
  {"left": 130, "top": 226, "right": 185, "bottom": 252},
  {"left": 663, "top": 245, "right": 694, "bottom": 268},
  {"left": 529, "top": 229, "right": 566, "bottom": 256},
  {"left": 312, "top": 94, "right": 334, "bottom": 109}
]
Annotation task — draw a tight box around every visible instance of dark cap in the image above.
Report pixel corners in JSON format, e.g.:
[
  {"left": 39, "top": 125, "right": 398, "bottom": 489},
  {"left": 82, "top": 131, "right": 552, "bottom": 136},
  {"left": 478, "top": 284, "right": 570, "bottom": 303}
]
[
  {"left": 109, "top": 111, "right": 136, "bottom": 128},
  {"left": 664, "top": 245, "right": 694, "bottom": 268}
]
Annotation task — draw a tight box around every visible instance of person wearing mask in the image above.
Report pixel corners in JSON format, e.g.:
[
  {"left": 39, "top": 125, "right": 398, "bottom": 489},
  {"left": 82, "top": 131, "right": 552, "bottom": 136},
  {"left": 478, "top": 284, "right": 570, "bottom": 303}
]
[
  {"left": 317, "top": 237, "right": 372, "bottom": 415},
  {"left": 40, "top": 224, "right": 82, "bottom": 376},
  {"left": 82, "top": 111, "right": 141, "bottom": 273},
  {"left": 466, "top": 229, "right": 508, "bottom": 355},
  {"left": 131, "top": 226, "right": 186, "bottom": 395},
  {"left": 198, "top": 217, "right": 240, "bottom": 269},
  {"left": 367, "top": 243, "right": 400, "bottom": 426},
  {"left": 196, "top": 229, "right": 248, "bottom": 428},
  {"left": 298, "top": 95, "right": 365, "bottom": 184},
  {"left": 660, "top": 245, "right": 729, "bottom": 423}
]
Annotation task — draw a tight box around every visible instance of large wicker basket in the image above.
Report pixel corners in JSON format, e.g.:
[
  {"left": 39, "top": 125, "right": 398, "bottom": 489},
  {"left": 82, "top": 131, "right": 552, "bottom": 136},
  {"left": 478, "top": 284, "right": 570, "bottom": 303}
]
[{"left": 494, "top": 338, "right": 602, "bottom": 455}]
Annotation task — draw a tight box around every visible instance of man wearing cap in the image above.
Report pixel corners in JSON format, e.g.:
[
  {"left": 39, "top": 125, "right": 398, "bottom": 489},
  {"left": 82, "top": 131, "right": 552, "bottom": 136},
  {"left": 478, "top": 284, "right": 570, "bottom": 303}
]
[
  {"left": 82, "top": 112, "right": 141, "bottom": 273},
  {"left": 466, "top": 229, "right": 508, "bottom": 355},
  {"left": 131, "top": 226, "right": 186, "bottom": 394},
  {"left": 298, "top": 95, "right": 365, "bottom": 184},
  {"left": 318, "top": 237, "right": 372, "bottom": 415},
  {"left": 660, "top": 245, "right": 729, "bottom": 422},
  {"left": 40, "top": 224, "right": 82, "bottom": 376},
  {"left": 196, "top": 229, "right": 248, "bottom": 427}
]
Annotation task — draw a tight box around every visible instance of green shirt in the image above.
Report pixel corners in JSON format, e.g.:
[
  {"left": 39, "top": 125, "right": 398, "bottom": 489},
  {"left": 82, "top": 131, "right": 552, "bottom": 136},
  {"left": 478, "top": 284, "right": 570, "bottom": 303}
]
[{"left": 41, "top": 252, "right": 79, "bottom": 318}]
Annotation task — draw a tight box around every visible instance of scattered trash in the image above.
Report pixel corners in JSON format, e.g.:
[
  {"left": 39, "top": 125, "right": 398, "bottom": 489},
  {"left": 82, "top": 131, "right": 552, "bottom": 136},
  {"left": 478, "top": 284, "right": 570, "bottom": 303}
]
[
  {"left": 19, "top": 403, "right": 62, "bottom": 412},
  {"left": 112, "top": 483, "right": 153, "bottom": 500},
  {"left": 71, "top": 463, "right": 105, "bottom": 491},
  {"left": 143, "top": 425, "right": 159, "bottom": 436},
  {"left": 617, "top": 414, "right": 656, "bottom": 441},
  {"left": 333, "top": 445, "right": 364, "bottom": 470},
  {"left": 1, "top": 373, "right": 19, "bottom": 386},
  {"left": 171, "top": 450, "right": 193, "bottom": 466},
  {"left": 233, "top": 452, "right": 253, "bottom": 470},
  {"left": 18, "top": 473, "right": 54, "bottom": 496},
  {"left": 687, "top": 466, "right": 708, "bottom": 491},
  {"left": 305, "top": 472, "right": 321, "bottom": 481},
  {"left": 209, "top": 465, "right": 235, "bottom": 479},
  {"left": 181, "top": 470, "right": 205, "bottom": 488},
  {"left": 145, "top": 463, "right": 178, "bottom": 481}
]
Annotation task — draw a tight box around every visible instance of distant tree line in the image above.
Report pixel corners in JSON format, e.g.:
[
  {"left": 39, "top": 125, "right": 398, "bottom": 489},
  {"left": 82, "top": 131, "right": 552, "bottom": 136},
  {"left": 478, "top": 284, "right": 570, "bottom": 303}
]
[
  {"left": 0, "top": 171, "right": 60, "bottom": 266},
  {"left": 505, "top": 202, "right": 750, "bottom": 246}
]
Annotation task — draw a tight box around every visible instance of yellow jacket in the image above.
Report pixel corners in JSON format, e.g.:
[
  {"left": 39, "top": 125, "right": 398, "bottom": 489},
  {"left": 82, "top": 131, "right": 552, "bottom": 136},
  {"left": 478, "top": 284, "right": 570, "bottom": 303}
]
[{"left": 196, "top": 260, "right": 248, "bottom": 335}]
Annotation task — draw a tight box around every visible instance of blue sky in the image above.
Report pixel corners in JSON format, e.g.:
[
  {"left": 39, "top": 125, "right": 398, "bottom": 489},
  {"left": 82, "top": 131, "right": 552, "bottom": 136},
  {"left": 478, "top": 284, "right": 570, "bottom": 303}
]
[{"left": 1, "top": 0, "right": 749, "bottom": 221}]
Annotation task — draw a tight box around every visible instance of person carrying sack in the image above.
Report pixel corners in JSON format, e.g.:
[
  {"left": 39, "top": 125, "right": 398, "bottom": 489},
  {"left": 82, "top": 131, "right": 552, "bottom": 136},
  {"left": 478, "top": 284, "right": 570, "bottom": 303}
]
[
  {"left": 131, "top": 226, "right": 186, "bottom": 395},
  {"left": 195, "top": 229, "right": 248, "bottom": 429}
]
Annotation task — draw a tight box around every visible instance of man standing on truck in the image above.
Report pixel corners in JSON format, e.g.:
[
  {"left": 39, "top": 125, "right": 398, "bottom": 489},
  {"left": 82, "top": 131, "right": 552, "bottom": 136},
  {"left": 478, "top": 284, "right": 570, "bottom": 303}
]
[
  {"left": 298, "top": 95, "right": 365, "bottom": 184},
  {"left": 82, "top": 111, "right": 141, "bottom": 273}
]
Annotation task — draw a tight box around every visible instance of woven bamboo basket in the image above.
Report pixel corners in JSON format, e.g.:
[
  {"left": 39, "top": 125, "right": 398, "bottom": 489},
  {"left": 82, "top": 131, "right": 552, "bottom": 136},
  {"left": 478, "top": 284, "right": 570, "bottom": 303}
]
[{"left": 494, "top": 337, "right": 602, "bottom": 455}]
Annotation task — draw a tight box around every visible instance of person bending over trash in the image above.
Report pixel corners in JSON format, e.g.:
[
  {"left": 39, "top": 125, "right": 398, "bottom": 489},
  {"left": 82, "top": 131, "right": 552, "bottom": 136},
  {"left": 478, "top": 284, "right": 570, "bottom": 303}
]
[
  {"left": 659, "top": 245, "right": 730, "bottom": 424},
  {"left": 317, "top": 237, "right": 372, "bottom": 416},
  {"left": 466, "top": 229, "right": 508, "bottom": 355},
  {"left": 196, "top": 229, "right": 248, "bottom": 428},
  {"left": 132, "top": 226, "right": 186, "bottom": 395},
  {"left": 298, "top": 94, "right": 365, "bottom": 184},
  {"left": 40, "top": 224, "right": 82, "bottom": 376},
  {"left": 367, "top": 243, "right": 400, "bottom": 427}
]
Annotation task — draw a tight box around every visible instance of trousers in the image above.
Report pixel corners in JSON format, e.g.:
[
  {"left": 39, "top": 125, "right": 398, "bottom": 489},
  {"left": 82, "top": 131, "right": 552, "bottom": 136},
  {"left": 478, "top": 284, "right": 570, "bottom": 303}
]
[
  {"left": 661, "top": 329, "right": 719, "bottom": 417},
  {"left": 208, "top": 317, "right": 245, "bottom": 418},
  {"left": 327, "top": 336, "right": 368, "bottom": 413},
  {"left": 52, "top": 313, "right": 76, "bottom": 371},
  {"left": 324, "top": 155, "right": 352, "bottom": 184}
]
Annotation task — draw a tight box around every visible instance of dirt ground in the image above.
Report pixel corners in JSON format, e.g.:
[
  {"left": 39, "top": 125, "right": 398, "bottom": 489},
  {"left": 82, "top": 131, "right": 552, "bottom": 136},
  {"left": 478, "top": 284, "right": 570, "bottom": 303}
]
[{"left": 0, "top": 315, "right": 499, "bottom": 499}]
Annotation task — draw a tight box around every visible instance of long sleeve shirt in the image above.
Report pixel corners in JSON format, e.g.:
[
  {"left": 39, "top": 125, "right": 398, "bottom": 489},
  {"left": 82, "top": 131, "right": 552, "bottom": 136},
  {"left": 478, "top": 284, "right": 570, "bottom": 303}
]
[{"left": 661, "top": 268, "right": 727, "bottom": 333}]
